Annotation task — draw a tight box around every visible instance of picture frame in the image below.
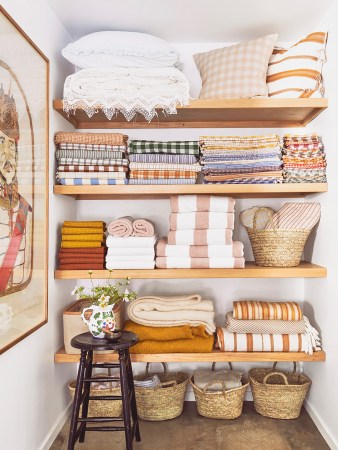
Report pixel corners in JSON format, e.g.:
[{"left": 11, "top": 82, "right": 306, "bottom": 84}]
[{"left": 0, "top": 6, "right": 49, "bottom": 354}]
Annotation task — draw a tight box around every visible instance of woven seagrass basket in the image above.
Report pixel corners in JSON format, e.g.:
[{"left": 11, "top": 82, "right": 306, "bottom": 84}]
[
  {"left": 134, "top": 363, "right": 189, "bottom": 421},
  {"left": 249, "top": 362, "right": 312, "bottom": 419},
  {"left": 241, "top": 207, "right": 311, "bottom": 267},
  {"left": 68, "top": 372, "right": 122, "bottom": 417},
  {"left": 190, "top": 363, "right": 249, "bottom": 420}
]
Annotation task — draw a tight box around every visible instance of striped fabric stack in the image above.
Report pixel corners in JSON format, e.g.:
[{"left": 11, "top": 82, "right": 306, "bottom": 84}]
[
  {"left": 58, "top": 221, "right": 106, "bottom": 270},
  {"left": 282, "top": 134, "right": 327, "bottom": 183},
  {"left": 128, "top": 140, "right": 201, "bottom": 185},
  {"left": 216, "top": 301, "right": 321, "bottom": 355},
  {"left": 54, "top": 132, "right": 129, "bottom": 185},
  {"left": 199, "top": 134, "right": 283, "bottom": 184}
]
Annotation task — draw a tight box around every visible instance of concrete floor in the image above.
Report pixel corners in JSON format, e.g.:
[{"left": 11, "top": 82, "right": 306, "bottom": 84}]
[{"left": 50, "top": 402, "right": 329, "bottom": 450}]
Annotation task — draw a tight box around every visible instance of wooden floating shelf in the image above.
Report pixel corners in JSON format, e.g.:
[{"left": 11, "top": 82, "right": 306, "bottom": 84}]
[
  {"left": 55, "top": 262, "right": 327, "bottom": 279},
  {"left": 55, "top": 347, "right": 326, "bottom": 363},
  {"left": 53, "top": 98, "right": 328, "bottom": 129},
  {"left": 53, "top": 183, "right": 327, "bottom": 200}
]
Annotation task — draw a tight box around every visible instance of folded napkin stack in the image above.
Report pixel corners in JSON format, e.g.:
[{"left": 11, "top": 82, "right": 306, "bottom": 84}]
[
  {"left": 155, "top": 195, "right": 245, "bottom": 268},
  {"left": 105, "top": 216, "right": 156, "bottom": 269},
  {"left": 128, "top": 140, "right": 201, "bottom": 185},
  {"left": 124, "top": 294, "right": 215, "bottom": 353},
  {"left": 54, "top": 132, "right": 129, "bottom": 185},
  {"left": 216, "top": 300, "right": 321, "bottom": 355},
  {"left": 199, "top": 134, "right": 283, "bottom": 184},
  {"left": 282, "top": 134, "right": 327, "bottom": 183},
  {"left": 58, "top": 221, "right": 106, "bottom": 269}
]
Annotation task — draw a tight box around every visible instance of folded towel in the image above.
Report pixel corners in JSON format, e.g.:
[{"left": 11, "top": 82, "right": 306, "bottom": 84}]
[
  {"left": 106, "top": 255, "right": 154, "bottom": 262},
  {"left": 59, "top": 257, "right": 104, "bottom": 264},
  {"left": 129, "top": 335, "right": 215, "bottom": 354},
  {"left": 57, "top": 164, "right": 128, "bottom": 173},
  {"left": 106, "top": 235, "right": 156, "bottom": 248},
  {"left": 123, "top": 320, "right": 209, "bottom": 341},
  {"left": 61, "top": 227, "right": 105, "bottom": 235},
  {"left": 127, "top": 294, "right": 215, "bottom": 335},
  {"left": 58, "top": 178, "right": 128, "bottom": 185},
  {"left": 56, "top": 171, "right": 126, "bottom": 180},
  {"left": 107, "top": 247, "right": 154, "bottom": 257},
  {"left": 61, "top": 241, "right": 104, "bottom": 248},
  {"left": 107, "top": 216, "right": 134, "bottom": 237},
  {"left": 156, "top": 237, "right": 243, "bottom": 258},
  {"left": 167, "top": 229, "right": 233, "bottom": 245},
  {"left": 54, "top": 131, "right": 128, "bottom": 146},
  {"left": 132, "top": 219, "right": 155, "bottom": 237},
  {"left": 170, "top": 195, "right": 235, "bottom": 213},
  {"left": 106, "top": 260, "right": 155, "bottom": 269},
  {"left": 265, "top": 202, "right": 321, "bottom": 231},
  {"left": 169, "top": 212, "right": 235, "bottom": 230},
  {"left": 63, "top": 221, "right": 105, "bottom": 228},
  {"left": 155, "top": 256, "right": 245, "bottom": 269},
  {"left": 233, "top": 301, "right": 303, "bottom": 321},
  {"left": 129, "top": 154, "right": 198, "bottom": 164},
  {"left": 129, "top": 170, "right": 197, "bottom": 180},
  {"left": 59, "top": 263, "right": 104, "bottom": 270},
  {"left": 58, "top": 247, "right": 105, "bottom": 255},
  {"left": 62, "top": 234, "right": 104, "bottom": 242}
]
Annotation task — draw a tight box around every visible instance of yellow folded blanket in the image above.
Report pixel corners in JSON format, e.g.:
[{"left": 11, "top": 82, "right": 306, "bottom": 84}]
[
  {"left": 61, "top": 241, "right": 104, "bottom": 248},
  {"left": 62, "top": 234, "right": 105, "bottom": 241},
  {"left": 63, "top": 221, "right": 106, "bottom": 228},
  {"left": 129, "top": 335, "right": 215, "bottom": 354},
  {"left": 124, "top": 320, "right": 209, "bottom": 341},
  {"left": 61, "top": 227, "right": 105, "bottom": 235}
]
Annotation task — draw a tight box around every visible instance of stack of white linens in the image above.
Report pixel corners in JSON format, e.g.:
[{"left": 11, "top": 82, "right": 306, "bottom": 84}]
[
  {"left": 105, "top": 216, "right": 156, "bottom": 269},
  {"left": 156, "top": 195, "right": 245, "bottom": 268},
  {"left": 55, "top": 132, "right": 129, "bottom": 185},
  {"left": 128, "top": 140, "right": 201, "bottom": 185},
  {"left": 216, "top": 300, "right": 321, "bottom": 355}
]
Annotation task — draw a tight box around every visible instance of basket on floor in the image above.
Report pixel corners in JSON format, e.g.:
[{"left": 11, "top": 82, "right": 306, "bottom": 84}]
[
  {"left": 68, "top": 372, "right": 122, "bottom": 417},
  {"left": 190, "top": 362, "right": 249, "bottom": 419},
  {"left": 134, "top": 363, "right": 189, "bottom": 421},
  {"left": 240, "top": 207, "right": 310, "bottom": 267},
  {"left": 249, "top": 362, "right": 312, "bottom": 419}
]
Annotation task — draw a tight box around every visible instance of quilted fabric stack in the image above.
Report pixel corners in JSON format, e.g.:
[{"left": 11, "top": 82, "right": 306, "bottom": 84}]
[
  {"left": 54, "top": 132, "right": 129, "bottom": 185},
  {"left": 58, "top": 221, "right": 106, "bottom": 270},
  {"left": 156, "top": 195, "right": 245, "bottom": 268},
  {"left": 216, "top": 301, "right": 321, "bottom": 355},
  {"left": 128, "top": 140, "right": 201, "bottom": 185},
  {"left": 199, "top": 134, "right": 283, "bottom": 184},
  {"left": 282, "top": 134, "right": 327, "bottom": 183}
]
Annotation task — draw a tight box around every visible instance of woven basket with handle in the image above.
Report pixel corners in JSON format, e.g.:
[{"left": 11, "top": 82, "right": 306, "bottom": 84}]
[
  {"left": 249, "top": 362, "right": 312, "bottom": 419},
  {"left": 134, "top": 363, "right": 189, "bottom": 421},
  {"left": 190, "top": 362, "right": 249, "bottom": 420}
]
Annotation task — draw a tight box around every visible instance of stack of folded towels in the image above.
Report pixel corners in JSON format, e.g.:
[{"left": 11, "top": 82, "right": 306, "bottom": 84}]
[
  {"left": 216, "top": 300, "right": 321, "bottom": 355},
  {"left": 199, "top": 134, "right": 283, "bottom": 184},
  {"left": 124, "top": 294, "right": 215, "bottom": 353},
  {"left": 128, "top": 140, "right": 201, "bottom": 185},
  {"left": 58, "top": 221, "right": 106, "bottom": 270},
  {"left": 282, "top": 134, "right": 327, "bottom": 183},
  {"left": 105, "top": 216, "right": 156, "bottom": 269},
  {"left": 54, "top": 132, "right": 129, "bottom": 185},
  {"left": 155, "top": 195, "right": 245, "bottom": 268}
]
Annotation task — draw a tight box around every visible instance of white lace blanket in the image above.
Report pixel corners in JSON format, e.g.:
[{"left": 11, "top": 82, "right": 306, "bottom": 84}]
[{"left": 63, "top": 67, "right": 191, "bottom": 122}]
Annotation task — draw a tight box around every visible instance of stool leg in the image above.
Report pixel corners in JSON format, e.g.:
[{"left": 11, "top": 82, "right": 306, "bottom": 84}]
[
  {"left": 126, "top": 351, "right": 141, "bottom": 442},
  {"left": 68, "top": 349, "right": 87, "bottom": 450},
  {"left": 79, "top": 349, "right": 93, "bottom": 443},
  {"left": 119, "top": 350, "right": 134, "bottom": 450}
]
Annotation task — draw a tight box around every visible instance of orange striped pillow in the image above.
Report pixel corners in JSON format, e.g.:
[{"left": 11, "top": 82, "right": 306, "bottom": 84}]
[{"left": 267, "top": 32, "right": 327, "bottom": 98}]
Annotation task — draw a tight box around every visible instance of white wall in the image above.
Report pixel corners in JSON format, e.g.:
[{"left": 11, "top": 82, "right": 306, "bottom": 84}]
[{"left": 0, "top": 2, "right": 77, "bottom": 450}]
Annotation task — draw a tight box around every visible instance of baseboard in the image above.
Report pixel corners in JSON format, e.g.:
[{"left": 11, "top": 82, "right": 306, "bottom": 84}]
[
  {"left": 305, "top": 400, "right": 338, "bottom": 450},
  {"left": 39, "top": 402, "right": 72, "bottom": 450}
]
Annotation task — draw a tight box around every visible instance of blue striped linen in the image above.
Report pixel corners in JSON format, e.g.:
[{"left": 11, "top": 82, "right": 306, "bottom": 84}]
[{"left": 59, "top": 179, "right": 129, "bottom": 185}]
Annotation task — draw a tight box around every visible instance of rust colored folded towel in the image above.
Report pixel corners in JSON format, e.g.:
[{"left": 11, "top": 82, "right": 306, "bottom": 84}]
[
  {"left": 155, "top": 256, "right": 245, "bottom": 269},
  {"left": 156, "top": 237, "right": 243, "bottom": 258},
  {"left": 129, "top": 335, "right": 215, "bottom": 354},
  {"left": 170, "top": 195, "right": 235, "bottom": 213},
  {"left": 61, "top": 227, "right": 105, "bottom": 235},
  {"left": 62, "top": 221, "right": 106, "bottom": 228},
  {"left": 54, "top": 132, "right": 127, "bottom": 146},
  {"left": 233, "top": 301, "right": 302, "bottom": 321},
  {"left": 59, "top": 257, "right": 104, "bottom": 264},
  {"left": 61, "top": 242, "right": 104, "bottom": 248},
  {"left": 132, "top": 219, "right": 155, "bottom": 237},
  {"left": 58, "top": 247, "right": 105, "bottom": 254},
  {"left": 123, "top": 320, "right": 209, "bottom": 341},
  {"left": 107, "top": 216, "right": 134, "bottom": 237},
  {"left": 59, "top": 263, "right": 104, "bottom": 270},
  {"left": 169, "top": 212, "right": 235, "bottom": 230}
]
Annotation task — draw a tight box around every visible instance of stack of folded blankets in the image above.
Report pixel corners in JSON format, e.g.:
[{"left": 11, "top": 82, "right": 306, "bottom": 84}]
[
  {"left": 105, "top": 216, "right": 156, "bottom": 269},
  {"left": 58, "top": 221, "right": 106, "bottom": 270},
  {"left": 199, "top": 134, "right": 283, "bottom": 184},
  {"left": 155, "top": 195, "right": 245, "bottom": 268},
  {"left": 216, "top": 300, "right": 321, "bottom": 355},
  {"left": 282, "top": 134, "right": 327, "bottom": 183},
  {"left": 128, "top": 140, "right": 201, "bottom": 185},
  {"left": 54, "top": 132, "right": 129, "bottom": 185},
  {"left": 124, "top": 294, "right": 215, "bottom": 353}
]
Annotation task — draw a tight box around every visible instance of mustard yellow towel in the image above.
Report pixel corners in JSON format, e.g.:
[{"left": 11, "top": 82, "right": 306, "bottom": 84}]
[
  {"left": 63, "top": 221, "right": 106, "bottom": 228},
  {"left": 129, "top": 335, "right": 215, "bottom": 354},
  {"left": 124, "top": 320, "right": 209, "bottom": 341},
  {"left": 62, "top": 227, "right": 105, "bottom": 235},
  {"left": 62, "top": 234, "right": 105, "bottom": 242},
  {"left": 61, "top": 241, "right": 104, "bottom": 248}
]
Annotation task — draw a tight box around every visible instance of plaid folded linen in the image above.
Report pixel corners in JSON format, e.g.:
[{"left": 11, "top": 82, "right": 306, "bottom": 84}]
[
  {"left": 129, "top": 162, "right": 201, "bottom": 172},
  {"left": 57, "top": 165, "right": 128, "bottom": 172},
  {"left": 57, "top": 157, "right": 129, "bottom": 166},
  {"left": 128, "top": 178, "right": 197, "bottom": 185},
  {"left": 128, "top": 153, "right": 198, "bottom": 164},
  {"left": 58, "top": 143, "right": 127, "bottom": 151},
  {"left": 54, "top": 132, "right": 128, "bottom": 145},
  {"left": 129, "top": 170, "right": 197, "bottom": 179},
  {"left": 129, "top": 140, "right": 200, "bottom": 155},
  {"left": 202, "top": 166, "right": 282, "bottom": 175},
  {"left": 55, "top": 149, "right": 125, "bottom": 160},
  {"left": 203, "top": 179, "right": 280, "bottom": 184},
  {"left": 58, "top": 178, "right": 129, "bottom": 185},
  {"left": 56, "top": 171, "right": 126, "bottom": 179}
]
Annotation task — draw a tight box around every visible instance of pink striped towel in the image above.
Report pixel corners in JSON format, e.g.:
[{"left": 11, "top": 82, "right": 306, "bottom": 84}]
[{"left": 169, "top": 212, "right": 235, "bottom": 230}]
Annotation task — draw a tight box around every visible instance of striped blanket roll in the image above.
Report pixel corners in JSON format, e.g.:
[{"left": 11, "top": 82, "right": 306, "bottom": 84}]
[
  {"left": 129, "top": 170, "right": 197, "bottom": 179},
  {"left": 54, "top": 132, "right": 128, "bottom": 146},
  {"left": 55, "top": 149, "right": 125, "bottom": 160},
  {"left": 265, "top": 202, "right": 321, "bottom": 231},
  {"left": 155, "top": 256, "right": 245, "bottom": 269},
  {"left": 57, "top": 165, "right": 128, "bottom": 173},
  {"left": 233, "top": 301, "right": 302, "bottom": 321},
  {"left": 58, "top": 179, "right": 129, "bottom": 185},
  {"left": 128, "top": 153, "right": 198, "bottom": 164},
  {"left": 129, "top": 140, "right": 199, "bottom": 155},
  {"left": 169, "top": 212, "right": 235, "bottom": 230},
  {"left": 57, "top": 158, "right": 129, "bottom": 166}
]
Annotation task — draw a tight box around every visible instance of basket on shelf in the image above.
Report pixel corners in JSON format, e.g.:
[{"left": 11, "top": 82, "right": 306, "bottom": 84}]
[
  {"left": 68, "top": 372, "right": 122, "bottom": 417},
  {"left": 190, "top": 362, "right": 249, "bottom": 420},
  {"left": 249, "top": 362, "right": 312, "bottom": 419},
  {"left": 240, "top": 207, "right": 311, "bottom": 267},
  {"left": 134, "top": 363, "right": 189, "bottom": 421}
]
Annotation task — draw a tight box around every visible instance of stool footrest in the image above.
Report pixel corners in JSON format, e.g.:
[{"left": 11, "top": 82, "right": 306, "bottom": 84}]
[
  {"left": 92, "top": 363, "right": 120, "bottom": 369},
  {"left": 89, "top": 395, "right": 122, "bottom": 401},
  {"left": 85, "top": 426, "right": 125, "bottom": 432},
  {"left": 78, "top": 417, "right": 124, "bottom": 423}
]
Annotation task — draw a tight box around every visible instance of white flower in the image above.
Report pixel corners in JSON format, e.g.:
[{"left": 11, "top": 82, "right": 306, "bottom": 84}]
[
  {"left": 71, "top": 287, "right": 78, "bottom": 296},
  {"left": 123, "top": 288, "right": 130, "bottom": 302}
]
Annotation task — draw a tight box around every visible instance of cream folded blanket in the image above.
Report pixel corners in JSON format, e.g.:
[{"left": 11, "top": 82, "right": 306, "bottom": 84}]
[
  {"left": 155, "top": 256, "right": 245, "bottom": 269},
  {"left": 106, "top": 260, "right": 155, "bottom": 269},
  {"left": 169, "top": 212, "right": 235, "bottom": 230},
  {"left": 132, "top": 219, "right": 155, "bottom": 237},
  {"left": 107, "top": 216, "right": 134, "bottom": 237},
  {"left": 127, "top": 294, "right": 215, "bottom": 335},
  {"left": 167, "top": 229, "right": 233, "bottom": 245},
  {"left": 170, "top": 195, "right": 235, "bottom": 213},
  {"left": 107, "top": 247, "right": 154, "bottom": 256},
  {"left": 156, "top": 237, "right": 243, "bottom": 258},
  {"left": 106, "top": 235, "right": 157, "bottom": 248}
]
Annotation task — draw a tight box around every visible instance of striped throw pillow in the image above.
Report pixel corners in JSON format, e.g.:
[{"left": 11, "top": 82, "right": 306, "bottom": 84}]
[
  {"left": 194, "top": 34, "right": 278, "bottom": 99},
  {"left": 267, "top": 32, "right": 327, "bottom": 98}
]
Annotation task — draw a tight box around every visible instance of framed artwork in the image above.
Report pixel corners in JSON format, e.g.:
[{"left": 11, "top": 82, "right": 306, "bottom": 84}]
[{"left": 0, "top": 6, "right": 49, "bottom": 354}]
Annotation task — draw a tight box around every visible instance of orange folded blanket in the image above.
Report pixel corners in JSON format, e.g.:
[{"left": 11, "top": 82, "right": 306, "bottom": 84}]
[
  {"left": 60, "top": 242, "right": 104, "bottom": 248},
  {"left": 62, "top": 221, "right": 106, "bottom": 228},
  {"left": 59, "top": 247, "right": 105, "bottom": 254},
  {"left": 129, "top": 335, "right": 215, "bottom": 354},
  {"left": 123, "top": 320, "right": 209, "bottom": 341}
]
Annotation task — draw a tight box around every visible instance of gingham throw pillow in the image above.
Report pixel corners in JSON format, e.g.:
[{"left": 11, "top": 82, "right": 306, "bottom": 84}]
[
  {"left": 267, "top": 32, "right": 327, "bottom": 98},
  {"left": 193, "top": 34, "right": 277, "bottom": 99}
]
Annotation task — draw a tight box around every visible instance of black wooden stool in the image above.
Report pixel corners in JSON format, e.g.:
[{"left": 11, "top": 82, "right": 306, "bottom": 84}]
[{"left": 67, "top": 331, "right": 141, "bottom": 450}]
